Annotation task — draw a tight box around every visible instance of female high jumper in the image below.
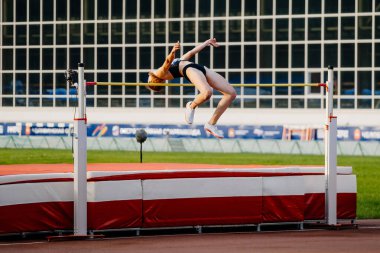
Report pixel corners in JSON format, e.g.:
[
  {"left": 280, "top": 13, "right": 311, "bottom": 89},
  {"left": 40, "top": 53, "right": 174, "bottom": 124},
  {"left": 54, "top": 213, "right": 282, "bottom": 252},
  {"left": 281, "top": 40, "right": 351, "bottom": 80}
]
[{"left": 147, "top": 38, "right": 236, "bottom": 139}]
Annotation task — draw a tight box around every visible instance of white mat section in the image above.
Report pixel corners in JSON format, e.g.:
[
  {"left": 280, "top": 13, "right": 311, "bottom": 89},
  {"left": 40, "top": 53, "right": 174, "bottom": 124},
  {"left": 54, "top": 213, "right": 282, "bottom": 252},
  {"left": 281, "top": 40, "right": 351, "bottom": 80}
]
[
  {"left": 87, "top": 180, "right": 142, "bottom": 202},
  {"left": 0, "top": 173, "right": 73, "bottom": 184},
  {"left": 143, "top": 177, "right": 263, "bottom": 200},
  {"left": 304, "top": 175, "right": 357, "bottom": 193},
  {"left": 0, "top": 182, "right": 73, "bottom": 206},
  {"left": 262, "top": 176, "right": 305, "bottom": 196}
]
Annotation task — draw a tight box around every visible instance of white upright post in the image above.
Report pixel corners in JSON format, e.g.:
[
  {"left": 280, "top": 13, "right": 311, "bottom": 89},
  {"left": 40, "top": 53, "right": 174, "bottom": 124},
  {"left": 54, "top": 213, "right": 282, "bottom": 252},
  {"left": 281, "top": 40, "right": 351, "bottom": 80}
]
[
  {"left": 73, "top": 63, "right": 87, "bottom": 235},
  {"left": 325, "top": 65, "right": 337, "bottom": 225}
]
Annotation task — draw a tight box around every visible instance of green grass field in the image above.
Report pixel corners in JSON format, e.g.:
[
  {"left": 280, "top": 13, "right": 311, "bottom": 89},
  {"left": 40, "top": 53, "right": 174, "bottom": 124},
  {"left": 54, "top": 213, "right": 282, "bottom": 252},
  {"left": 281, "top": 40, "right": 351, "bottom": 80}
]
[{"left": 0, "top": 148, "right": 379, "bottom": 219}]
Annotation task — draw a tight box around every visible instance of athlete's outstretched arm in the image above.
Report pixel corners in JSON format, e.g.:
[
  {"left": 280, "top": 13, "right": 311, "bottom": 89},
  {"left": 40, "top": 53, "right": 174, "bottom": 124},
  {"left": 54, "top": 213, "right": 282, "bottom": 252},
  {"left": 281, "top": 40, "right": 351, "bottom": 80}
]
[
  {"left": 181, "top": 38, "right": 219, "bottom": 61},
  {"left": 160, "top": 41, "right": 180, "bottom": 72}
]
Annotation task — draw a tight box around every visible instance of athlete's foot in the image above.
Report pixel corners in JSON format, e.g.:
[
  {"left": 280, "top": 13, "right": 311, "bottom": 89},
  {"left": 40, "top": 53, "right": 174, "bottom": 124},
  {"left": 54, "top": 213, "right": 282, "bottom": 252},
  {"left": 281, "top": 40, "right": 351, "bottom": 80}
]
[
  {"left": 204, "top": 123, "right": 224, "bottom": 139},
  {"left": 185, "top": 101, "right": 195, "bottom": 124}
]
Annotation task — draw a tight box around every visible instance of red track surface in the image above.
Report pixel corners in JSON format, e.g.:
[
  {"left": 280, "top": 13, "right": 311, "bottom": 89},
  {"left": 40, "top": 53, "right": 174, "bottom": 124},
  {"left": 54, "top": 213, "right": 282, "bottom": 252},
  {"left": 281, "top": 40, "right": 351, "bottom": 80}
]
[
  {"left": 0, "top": 220, "right": 379, "bottom": 253},
  {"left": 0, "top": 163, "right": 284, "bottom": 176}
]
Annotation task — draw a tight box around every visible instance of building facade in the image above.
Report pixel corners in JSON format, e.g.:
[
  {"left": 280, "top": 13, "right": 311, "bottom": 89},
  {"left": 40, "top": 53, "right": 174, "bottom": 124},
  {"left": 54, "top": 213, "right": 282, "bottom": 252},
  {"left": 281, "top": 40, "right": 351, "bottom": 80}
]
[{"left": 0, "top": 0, "right": 379, "bottom": 113}]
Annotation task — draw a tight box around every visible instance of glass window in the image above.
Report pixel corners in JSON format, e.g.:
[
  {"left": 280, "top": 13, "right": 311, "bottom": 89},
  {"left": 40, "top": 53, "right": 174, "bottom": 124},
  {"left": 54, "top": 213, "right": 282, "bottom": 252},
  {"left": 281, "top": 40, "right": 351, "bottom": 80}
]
[
  {"left": 213, "top": 46, "right": 226, "bottom": 69},
  {"left": 69, "top": 48, "right": 81, "bottom": 69},
  {"left": 275, "top": 72, "right": 288, "bottom": 95},
  {"left": 244, "top": 45, "right": 256, "bottom": 68},
  {"left": 184, "top": 0, "right": 195, "bottom": 17},
  {"left": 16, "top": 0, "right": 27, "bottom": 21},
  {"left": 276, "top": 19, "right": 288, "bottom": 41},
  {"left": 97, "top": 48, "right": 109, "bottom": 70},
  {"left": 229, "top": 46, "right": 241, "bottom": 69},
  {"left": 325, "top": 0, "right": 338, "bottom": 13},
  {"left": 358, "top": 0, "right": 372, "bottom": 12},
  {"left": 2, "top": 25, "right": 13, "bottom": 45},
  {"left": 308, "top": 0, "right": 321, "bottom": 14},
  {"left": 97, "top": 23, "right": 109, "bottom": 44},
  {"left": 42, "top": 48, "right": 53, "bottom": 70},
  {"left": 184, "top": 21, "right": 195, "bottom": 43},
  {"left": 55, "top": 48, "right": 66, "bottom": 70},
  {"left": 154, "top": 46, "right": 166, "bottom": 68},
  {"left": 43, "top": 0, "right": 53, "bottom": 21},
  {"left": 111, "top": 23, "right": 123, "bottom": 44},
  {"left": 214, "top": 20, "right": 226, "bottom": 42},
  {"left": 308, "top": 18, "right": 321, "bottom": 40},
  {"left": 29, "top": 49, "right": 40, "bottom": 70},
  {"left": 16, "top": 25, "right": 27, "bottom": 45},
  {"left": 198, "top": 21, "right": 210, "bottom": 42},
  {"left": 340, "top": 71, "right": 355, "bottom": 95},
  {"left": 29, "top": 73, "right": 40, "bottom": 95},
  {"left": 275, "top": 99, "right": 288, "bottom": 108},
  {"left": 260, "top": 19, "right": 272, "bottom": 41},
  {"left": 83, "top": 48, "right": 94, "bottom": 69},
  {"left": 341, "top": 0, "right": 355, "bottom": 13},
  {"left": 276, "top": 0, "right": 288, "bottom": 15},
  {"left": 244, "top": 72, "right": 257, "bottom": 96},
  {"left": 124, "top": 0, "right": 137, "bottom": 18},
  {"left": 3, "top": 49, "right": 13, "bottom": 70},
  {"left": 260, "top": 45, "right": 272, "bottom": 68},
  {"left": 42, "top": 73, "right": 53, "bottom": 95},
  {"left": 358, "top": 43, "right": 372, "bottom": 67},
  {"left": 375, "top": 71, "right": 380, "bottom": 95},
  {"left": 324, "top": 44, "right": 338, "bottom": 68},
  {"left": 154, "top": 0, "right": 166, "bottom": 18},
  {"left": 140, "top": 0, "right": 151, "bottom": 18},
  {"left": 43, "top": 25, "right": 53, "bottom": 45},
  {"left": 139, "top": 47, "right": 151, "bottom": 69},
  {"left": 16, "top": 49, "right": 26, "bottom": 70},
  {"left": 358, "top": 99, "right": 371, "bottom": 109},
  {"left": 70, "top": 0, "right": 81, "bottom": 20},
  {"left": 125, "top": 23, "right": 137, "bottom": 43},
  {"left": 292, "top": 0, "right": 305, "bottom": 14},
  {"left": 199, "top": 0, "right": 211, "bottom": 17},
  {"left": 376, "top": 44, "right": 380, "bottom": 67},
  {"left": 70, "top": 24, "right": 81, "bottom": 44},
  {"left": 229, "top": 0, "right": 241, "bottom": 16},
  {"left": 170, "top": 21, "right": 181, "bottom": 42},
  {"left": 56, "top": 24, "right": 67, "bottom": 45},
  {"left": 2, "top": 0, "right": 13, "bottom": 22},
  {"left": 308, "top": 44, "right": 321, "bottom": 68},
  {"left": 276, "top": 45, "right": 288, "bottom": 68},
  {"left": 169, "top": 0, "right": 181, "bottom": 18},
  {"left": 214, "top": 0, "right": 226, "bottom": 16},
  {"left": 84, "top": 0, "right": 95, "bottom": 20},
  {"left": 29, "top": 25, "right": 40, "bottom": 45},
  {"left": 2, "top": 73, "right": 13, "bottom": 95},
  {"left": 292, "top": 18, "right": 304, "bottom": 40},
  {"left": 111, "top": 48, "right": 122, "bottom": 70},
  {"left": 325, "top": 18, "right": 338, "bottom": 40},
  {"left": 244, "top": 20, "right": 256, "bottom": 41},
  {"left": 291, "top": 44, "right": 304, "bottom": 68},
  {"left": 259, "top": 99, "right": 272, "bottom": 108},
  {"left": 259, "top": 72, "right": 272, "bottom": 96},
  {"left": 308, "top": 99, "right": 321, "bottom": 109},
  {"left": 229, "top": 20, "right": 241, "bottom": 42},
  {"left": 260, "top": 0, "right": 272, "bottom": 15},
  {"left": 83, "top": 23, "right": 94, "bottom": 44},
  {"left": 140, "top": 22, "right": 151, "bottom": 43},
  {"left": 358, "top": 71, "right": 372, "bottom": 95},
  {"left": 376, "top": 16, "right": 380, "bottom": 39},
  {"left": 97, "top": 0, "right": 109, "bottom": 19},
  {"left": 56, "top": 0, "right": 67, "bottom": 20},
  {"left": 125, "top": 47, "right": 136, "bottom": 69},
  {"left": 111, "top": 0, "right": 123, "bottom": 19},
  {"left": 341, "top": 17, "right": 355, "bottom": 40},
  {"left": 198, "top": 46, "right": 210, "bottom": 67},
  {"left": 358, "top": 16, "right": 372, "bottom": 39},
  {"left": 245, "top": 0, "right": 256, "bottom": 15},
  {"left": 341, "top": 44, "right": 355, "bottom": 67},
  {"left": 291, "top": 72, "right": 304, "bottom": 95}
]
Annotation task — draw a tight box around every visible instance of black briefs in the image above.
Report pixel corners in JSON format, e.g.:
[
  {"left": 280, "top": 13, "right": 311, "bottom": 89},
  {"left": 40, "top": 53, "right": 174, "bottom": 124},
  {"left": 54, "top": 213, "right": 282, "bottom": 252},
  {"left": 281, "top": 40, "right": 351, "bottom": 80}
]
[{"left": 182, "top": 63, "right": 207, "bottom": 82}]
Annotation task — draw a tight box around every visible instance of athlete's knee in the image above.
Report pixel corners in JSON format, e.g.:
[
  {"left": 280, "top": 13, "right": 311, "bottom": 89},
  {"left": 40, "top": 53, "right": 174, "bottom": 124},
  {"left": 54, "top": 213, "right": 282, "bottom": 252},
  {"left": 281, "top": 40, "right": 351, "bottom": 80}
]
[
  {"left": 200, "top": 89, "right": 213, "bottom": 101},
  {"left": 226, "top": 89, "right": 237, "bottom": 101}
]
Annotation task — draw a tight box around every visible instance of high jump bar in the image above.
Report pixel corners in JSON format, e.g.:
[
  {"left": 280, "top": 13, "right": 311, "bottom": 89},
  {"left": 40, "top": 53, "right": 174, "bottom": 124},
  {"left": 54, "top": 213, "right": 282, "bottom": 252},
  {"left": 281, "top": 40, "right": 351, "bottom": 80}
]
[{"left": 86, "top": 81, "right": 326, "bottom": 88}]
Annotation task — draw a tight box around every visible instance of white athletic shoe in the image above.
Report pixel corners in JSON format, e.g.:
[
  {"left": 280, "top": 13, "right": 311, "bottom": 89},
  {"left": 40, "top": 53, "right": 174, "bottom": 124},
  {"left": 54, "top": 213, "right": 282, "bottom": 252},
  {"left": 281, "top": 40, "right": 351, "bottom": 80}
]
[
  {"left": 204, "top": 123, "right": 224, "bottom": 139},
  {"left": 185, "top": 101, "right": 195, "bottom": 124}
]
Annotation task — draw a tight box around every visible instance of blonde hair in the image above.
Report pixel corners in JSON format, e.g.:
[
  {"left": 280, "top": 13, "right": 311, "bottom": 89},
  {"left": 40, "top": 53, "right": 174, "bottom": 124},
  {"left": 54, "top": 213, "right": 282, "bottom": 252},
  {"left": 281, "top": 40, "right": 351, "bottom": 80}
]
[{"left": 147, "top": 71, "right": 165, "bottom": 92}]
